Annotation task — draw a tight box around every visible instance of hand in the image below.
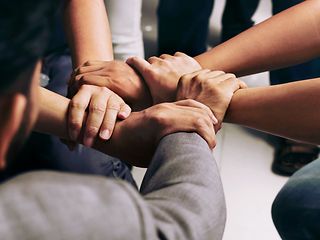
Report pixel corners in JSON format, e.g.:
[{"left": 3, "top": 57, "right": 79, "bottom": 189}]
[
  {"left": 113, "top": 99, "right": 218, "bottom": 167},
  {"left": 68, "top": 85, "right": 131, "bottom": 147},
  {"left": 69, "top": 60, "right": 152, "bottom": 111},
  {"left": 176, "top": 69, "right": 247, "bottom": 128},
  {"left": 126, "top": 52, "right": 201, "bottom": 104}
]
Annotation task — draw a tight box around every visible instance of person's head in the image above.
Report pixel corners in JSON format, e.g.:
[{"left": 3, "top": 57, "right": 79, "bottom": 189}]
[{"left": 0, "top": 1, "right": 56, "bottom": 169}]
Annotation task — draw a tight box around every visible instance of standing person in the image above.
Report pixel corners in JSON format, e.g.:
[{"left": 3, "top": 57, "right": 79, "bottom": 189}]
[{"left": 157, "top": 0, "right": 320, "bottom": 175}]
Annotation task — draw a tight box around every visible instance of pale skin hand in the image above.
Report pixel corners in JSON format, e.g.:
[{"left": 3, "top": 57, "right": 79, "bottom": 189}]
[
  {"left": 68, "top": 85, "right": 131, "bottom": 147},
  {"left": 126, "top": 52, "right": 201, "bottom": 104},
  {"left": 69, "top": 60, "right": 152, "bottom": 111},
  {"left": 36, "top": 87, "right": 217, "bottom": 167},
  {"left": 176, "top": 69, "right": 247, "bottom": 128}
]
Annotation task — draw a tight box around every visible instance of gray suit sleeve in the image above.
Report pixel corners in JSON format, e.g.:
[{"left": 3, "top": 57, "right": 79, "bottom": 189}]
[
  {"left": 0, "top": 133, "right": 225, "bottom": 240},
  {"left": 139, "top": 133, "right": 226, "bottom": 240}
]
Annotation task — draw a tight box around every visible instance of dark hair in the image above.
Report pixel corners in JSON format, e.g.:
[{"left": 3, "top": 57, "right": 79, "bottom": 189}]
[{"left": 0, "top": 0, "right": 57, "bottom": 91}]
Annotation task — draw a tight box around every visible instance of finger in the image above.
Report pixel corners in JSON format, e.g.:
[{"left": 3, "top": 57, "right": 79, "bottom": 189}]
[
  {"left": 118, "top": 102, "right": 132, "bottom": 120},
  {"left": 211, "top": 73, "right": 236, "bottom": 83},
  {"left": 174, "top": 99, "right": 218, "bottom": 124},
  {"left": 183, "top": 108, "right": 216, "bottom": 149},
  {"left": 204, "top": 70, "right": 226, "bottom": 79},
  {"left": 77, "top": 75, "right": 109, "bottom": 88},
  {"left": 174, "top": 52, "right": 188, "bottom": 57},
  {"left": 159, "top": 54, "right": 173, "bottom": 60},
  {"left": 174, "top": 107, "right": 217, "bottom": 149},
  {"left": 99, "top": 95, "right": 121, "bottom": 140},
  {"left": 75, "top": 65, "right": 105, "bottom": 76},
  {"left": 84, "top": 60, "right": 105, "bottom": 66},
  {"left": 239, "top": 80, "right": 248, "bottom": 89},
  {"left": 147, "top": 56, "right": 162, "bottom": 64},
  {"left": 83, "top": 89, "right": 109, "bottom": 146},
  {"left": 126, "top": 57, "right": 151, "bottom": 75},
  {"left": 68, "top": 86, "right": 93, "bottom": 141},
  {"left": 220, "top": 77, "right": 242, "bottom": 93},
  {"left": 182, "top": 69, "right": 211, "bottom": 80},
  {"left": 194, "top": 113, "right": 217, "bottom": 149}
]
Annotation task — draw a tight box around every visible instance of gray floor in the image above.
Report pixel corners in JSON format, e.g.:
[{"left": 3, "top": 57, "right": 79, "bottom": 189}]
[{"left": 133, "top": 1, "right": 288, "bottom": 239}]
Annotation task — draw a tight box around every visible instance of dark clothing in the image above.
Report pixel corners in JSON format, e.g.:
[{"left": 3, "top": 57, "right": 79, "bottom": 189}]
[
  {"left": 158, "top": 0, "right": 320, "bottom": 85},
  {"left": 0, "top": 50, "right": 135, "bottom": 186},
  {"left": 157, "top": 0, "right": 214, "bottom": 56},
  {"left": 272, "top": 158, "right": 320, "bottom": 240}
]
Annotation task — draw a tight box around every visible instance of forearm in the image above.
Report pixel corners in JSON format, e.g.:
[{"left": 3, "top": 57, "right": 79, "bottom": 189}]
[
  {"left": 140, "top": 133, "right": 226, "bottom": 239},
  {"left": 195, "top": 0, "right": 320, "bottom": 76},
  {"left": 63, "top": 0, "right": 113, "bottom": 68},
  {"left": 225, "top": 79, "right": 320, "bottom": 144},
  {"left": 35, "top": 87, "right": 150, "bottom": 165}
]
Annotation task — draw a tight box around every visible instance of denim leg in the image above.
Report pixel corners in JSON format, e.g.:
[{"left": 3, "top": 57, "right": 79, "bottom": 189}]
[
  {"left": 272, "top": 158, "right": 320, "bottom": 239},
  {"left": 157, "top": 0, "right": 214, "bottom": 56},
  {"left": 221, "top": 0, "right": 259, "bottom": 42},
  {"left": 2, "top": 51, "right": 135, "bottom": 186}
]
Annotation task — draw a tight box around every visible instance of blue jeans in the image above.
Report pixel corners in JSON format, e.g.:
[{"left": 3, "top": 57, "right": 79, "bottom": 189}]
[
  {"left": 1, "top": 50, "right": 135, "bottom": 185},
  {"left": 272, "top": 158, "right": 320, "bottom": 239}
]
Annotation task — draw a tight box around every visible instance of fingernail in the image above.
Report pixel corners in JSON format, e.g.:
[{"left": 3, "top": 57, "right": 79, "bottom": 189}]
[
  {"left": 118, "top": 111, "right": 129, "bottom": 119},
  {"left": 211, "top": 116, "right": 218, "bottom": 124},
  {"left": 70, "top": 129, "right": 78, "bottom": 141},
  {"left": 84, "top": 137, "right": 94, "bottom": 147},
  {"left": 99, "top": 129, "right": 111, "bottom": 140}
]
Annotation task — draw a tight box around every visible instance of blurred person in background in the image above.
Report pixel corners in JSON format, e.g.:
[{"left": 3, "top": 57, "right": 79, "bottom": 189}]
[{"left": 157, "top": 0, "right": 320, "bottom": 176}]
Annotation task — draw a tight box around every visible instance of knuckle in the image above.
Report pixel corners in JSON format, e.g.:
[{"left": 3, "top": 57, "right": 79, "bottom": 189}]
[
  {"left": 69, "top": 120, "right": 82, "bottom": 131},
  {"left": 193, "top": 75, "right": 203, "bottom": 83},
  {"left": 215, "top": 70, "right": 225, "bottom": 75},
  {"left": 79, "top": 84, "right": 92, "bottom": 91},
  {"left": 185, "top": 99, "right": 197, "bottom": 105},
  {"left": 89, "top": 104, "right": 106, "bottom": 114},
  {"left": 70, "top": 100, "right": 86, "bottom": 110},
  {"left": 195, "top": 117, "right": 207, "bottom": 129},
  {"left": 225, "top": 73, "right": 236, "bottom": 79},
  {"left": 86, "top": 126, "right": 99, "bottom": 136},
  {"left": 78, "top": 66, "right": 87, "bottom": 74}
]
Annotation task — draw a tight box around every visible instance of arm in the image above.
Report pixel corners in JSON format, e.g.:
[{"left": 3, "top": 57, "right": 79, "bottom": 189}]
[
  {"left": 2, "top": 133, "right": 224, "bottom": 240},
  {"left": 36, "top": 87, "right": 216, "bottom": 167},
  {"left": 225, "top": 78, "right": 320, "bottom": 145},
  {"left": 63, "top": 0, "right": 113, "bottom": 67},
  {"left": 195, "top": 0, "right": 320, "bottom": 76}
]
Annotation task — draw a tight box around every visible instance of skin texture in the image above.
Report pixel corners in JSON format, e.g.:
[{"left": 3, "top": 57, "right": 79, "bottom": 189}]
[
  {"left": 70, "top": 60, "right": 152, "bottom": 111},
  {"left": 194, "top": 0, "right": 320, "bottom": 76},
  {"left": 63, "top": 0, "right": 136, "bottom": 145},
  {"left": 68, "top": 85, "right": 131, "bottom": 147},
  {"left": 36, "top": 87, "right": 216, "bottom": 167},
  {"left": 63, "top": 0, "right": 114, "bottom": 67},
  {"left": 176, "top": 69, "right": 247, "bottom": 128}
]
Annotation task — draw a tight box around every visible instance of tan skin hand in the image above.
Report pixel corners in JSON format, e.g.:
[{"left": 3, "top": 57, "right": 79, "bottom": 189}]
[
  {"left": 69, "top": 60, "right": 152, "bottom": 111},
  {"left": 110, "top": 99, "right": 218, "bottom": 167},
  {"left": 176, "top": 69, "right": 247, "bottom": 129},
  {"left": 126, "top": 52, "right": 201, "bottom": 104},
  {"left": 68, "top": 84, "right": 131, "bottom": 147}
]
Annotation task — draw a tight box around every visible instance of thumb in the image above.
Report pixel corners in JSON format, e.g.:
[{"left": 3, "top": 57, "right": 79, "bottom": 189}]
[{"left": 126, "top": 57, "right": 151, "bottom": 77}]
